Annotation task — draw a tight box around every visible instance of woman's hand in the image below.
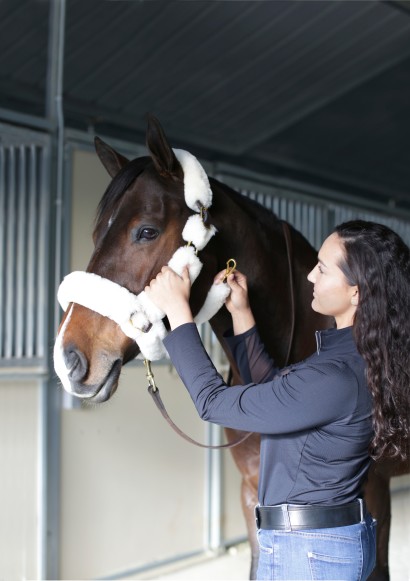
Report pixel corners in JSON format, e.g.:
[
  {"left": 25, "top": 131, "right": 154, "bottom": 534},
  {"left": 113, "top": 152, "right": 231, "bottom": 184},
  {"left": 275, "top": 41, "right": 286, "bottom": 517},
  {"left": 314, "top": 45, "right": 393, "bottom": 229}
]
[
  {"left": 214, "top": 269, "right": 256, "bottom": 334},
  {"left": 214, "top": 269, "right": 249, "bottom": 313},
  {"left": 145, "top": 266, "right": 194, "bottom": 330}
]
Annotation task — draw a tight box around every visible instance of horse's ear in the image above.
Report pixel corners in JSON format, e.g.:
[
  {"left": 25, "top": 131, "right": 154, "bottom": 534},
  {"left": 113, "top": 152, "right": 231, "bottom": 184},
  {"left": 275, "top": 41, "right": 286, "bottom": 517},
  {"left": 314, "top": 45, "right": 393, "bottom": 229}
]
[
  {"left": 94, "top": 136, "right": 129, "bottom": 178},
  {"left": 145, "top": 114, "right": 182, "bottom": 179}
]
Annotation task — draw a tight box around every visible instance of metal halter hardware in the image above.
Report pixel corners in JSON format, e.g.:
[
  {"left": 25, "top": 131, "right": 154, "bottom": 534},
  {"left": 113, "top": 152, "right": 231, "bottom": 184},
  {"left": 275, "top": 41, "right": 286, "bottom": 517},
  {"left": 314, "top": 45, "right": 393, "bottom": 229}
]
[
  {"left": 222, "top": 258, "right": 237, "bottom": 282},
  {"left": 144, "top": 359, "right": 158, "bottom": 392}
]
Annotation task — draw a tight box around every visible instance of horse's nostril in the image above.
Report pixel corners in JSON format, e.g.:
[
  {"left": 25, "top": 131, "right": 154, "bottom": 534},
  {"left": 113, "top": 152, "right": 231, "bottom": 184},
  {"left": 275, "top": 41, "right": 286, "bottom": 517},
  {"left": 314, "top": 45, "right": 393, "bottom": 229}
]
[{"left": 66, "top": 347, "right": 88, "bottom": 382}]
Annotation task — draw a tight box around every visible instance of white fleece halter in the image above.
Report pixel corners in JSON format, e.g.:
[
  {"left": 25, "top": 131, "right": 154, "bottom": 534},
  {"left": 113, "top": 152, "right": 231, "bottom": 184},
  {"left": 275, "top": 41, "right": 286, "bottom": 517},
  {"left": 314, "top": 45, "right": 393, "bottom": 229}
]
[{"left": 55, "top": 149, "right": 231, "bottom": 364}]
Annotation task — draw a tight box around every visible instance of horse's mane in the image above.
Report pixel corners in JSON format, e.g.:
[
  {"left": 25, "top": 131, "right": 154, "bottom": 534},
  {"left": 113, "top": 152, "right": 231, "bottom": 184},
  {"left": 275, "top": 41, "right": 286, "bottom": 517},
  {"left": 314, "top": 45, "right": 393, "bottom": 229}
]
[
  {"left": 94, "top": 156, "right": 151, "bottom": 234},
  {"left": 210, "top": 177, "right": 283, "bottom": 232}
]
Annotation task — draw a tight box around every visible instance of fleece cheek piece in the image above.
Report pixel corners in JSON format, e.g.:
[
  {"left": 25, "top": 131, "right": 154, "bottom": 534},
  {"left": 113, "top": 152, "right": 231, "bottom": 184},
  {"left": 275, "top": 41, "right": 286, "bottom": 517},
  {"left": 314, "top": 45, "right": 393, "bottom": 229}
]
[
  {"left": 167, "top": 245, "right": 203, "bottom": 283},
  {"left": 182, "top": 215, "right": 216, "bottom": 251},
  {"left": 132, "top": 321, "right": 168, "bottom": 361},
  {"left": 136, "top": 291, "right": 165, "bottom": 323},
  {"left": 194, "top": 282, "right": 231, "bottom": 325}
]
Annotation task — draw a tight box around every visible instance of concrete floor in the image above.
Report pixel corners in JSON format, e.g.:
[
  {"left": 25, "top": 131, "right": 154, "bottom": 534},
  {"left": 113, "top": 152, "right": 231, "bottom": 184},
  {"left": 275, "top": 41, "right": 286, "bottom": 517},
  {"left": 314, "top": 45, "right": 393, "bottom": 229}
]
[{"left": 142, "top": 475, "right": 410, "bottom": 581}]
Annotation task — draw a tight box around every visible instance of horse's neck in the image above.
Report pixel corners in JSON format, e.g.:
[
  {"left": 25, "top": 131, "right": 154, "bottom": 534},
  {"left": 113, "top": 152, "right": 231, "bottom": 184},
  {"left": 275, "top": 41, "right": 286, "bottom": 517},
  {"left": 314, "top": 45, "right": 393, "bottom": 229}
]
[
  {"left": 210, "top": 182, "right": 294, "bottom": 304},
  {"left": 210, "top": 181, "right": 286, "bottom": 276},
  {"left": 208, "top": 181, "right": 325, "bottom": 365}
]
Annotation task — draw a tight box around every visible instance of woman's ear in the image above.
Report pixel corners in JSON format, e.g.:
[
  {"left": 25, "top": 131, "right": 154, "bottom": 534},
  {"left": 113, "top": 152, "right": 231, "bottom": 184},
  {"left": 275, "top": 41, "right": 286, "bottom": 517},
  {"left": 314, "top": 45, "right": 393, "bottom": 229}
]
[{"left": 351, "top": 288, "right": 359, "bottom": 306}]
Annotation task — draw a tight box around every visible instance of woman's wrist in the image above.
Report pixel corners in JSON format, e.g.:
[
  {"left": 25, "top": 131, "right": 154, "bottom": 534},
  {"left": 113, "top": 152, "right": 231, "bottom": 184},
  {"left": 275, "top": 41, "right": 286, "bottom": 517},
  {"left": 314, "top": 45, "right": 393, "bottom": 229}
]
[
  {"left": 166, "top": 301, "right": 194, "bottom": 330},
  {"left": 231, "top": 308, "right": 256, "bottom": 335}
]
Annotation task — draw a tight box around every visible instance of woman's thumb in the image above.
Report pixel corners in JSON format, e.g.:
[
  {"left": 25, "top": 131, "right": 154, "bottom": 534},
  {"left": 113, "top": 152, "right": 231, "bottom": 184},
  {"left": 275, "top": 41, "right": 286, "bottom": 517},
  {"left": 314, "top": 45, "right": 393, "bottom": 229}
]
[
  {"left": 182, "top": 265, "right": 191, "bottom": 282},
  {"left": 226, "top": 273, "right": 239, "bottom": 289}
]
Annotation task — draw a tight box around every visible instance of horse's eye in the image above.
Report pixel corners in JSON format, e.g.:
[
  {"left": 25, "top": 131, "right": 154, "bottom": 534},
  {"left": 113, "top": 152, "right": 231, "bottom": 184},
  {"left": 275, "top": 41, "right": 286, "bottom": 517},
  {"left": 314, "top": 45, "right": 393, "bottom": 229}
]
[{"left": 135, "top": 227, "right": 159, "bottom": 242}]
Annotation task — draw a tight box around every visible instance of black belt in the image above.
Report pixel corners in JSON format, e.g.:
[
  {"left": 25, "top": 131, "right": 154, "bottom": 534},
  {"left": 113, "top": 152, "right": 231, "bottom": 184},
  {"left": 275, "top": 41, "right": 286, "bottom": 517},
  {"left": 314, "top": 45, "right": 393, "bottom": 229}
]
[{"left": 255, "top": 499, "right": 364, "bottom": 531}]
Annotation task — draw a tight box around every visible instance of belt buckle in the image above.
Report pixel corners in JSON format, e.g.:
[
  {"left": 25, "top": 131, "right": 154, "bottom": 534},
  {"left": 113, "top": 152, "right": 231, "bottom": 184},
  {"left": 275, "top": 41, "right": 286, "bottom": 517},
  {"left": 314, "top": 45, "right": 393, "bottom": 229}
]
[
  {"left": 281, "top": 503, "right": 292, "bottom": 531},
  {"left": 255, "top": 505, "right": 261, "bottom": 529},
  {"left": 358, "top": 498, "right": 364, "bottom": 523}
]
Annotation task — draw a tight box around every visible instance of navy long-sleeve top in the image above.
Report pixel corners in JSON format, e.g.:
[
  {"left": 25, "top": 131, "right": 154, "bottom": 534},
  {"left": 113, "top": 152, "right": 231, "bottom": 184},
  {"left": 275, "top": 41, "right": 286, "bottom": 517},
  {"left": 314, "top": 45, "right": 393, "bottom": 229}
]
[{"left": 163, "top": 323, "right": 373, "bottom": 506}]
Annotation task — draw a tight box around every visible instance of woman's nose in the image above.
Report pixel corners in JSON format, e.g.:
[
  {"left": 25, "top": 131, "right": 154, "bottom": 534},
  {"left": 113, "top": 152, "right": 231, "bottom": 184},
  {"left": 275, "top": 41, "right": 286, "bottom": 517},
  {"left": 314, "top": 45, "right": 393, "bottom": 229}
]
[{"left": 307, "top": 266, "right": 316, "bottom": 283}]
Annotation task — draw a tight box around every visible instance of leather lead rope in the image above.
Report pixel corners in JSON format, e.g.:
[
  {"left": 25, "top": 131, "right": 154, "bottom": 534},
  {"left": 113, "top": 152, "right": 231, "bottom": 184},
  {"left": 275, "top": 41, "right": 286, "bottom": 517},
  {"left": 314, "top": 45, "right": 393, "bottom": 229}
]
[
  {"left": 145, "top": 222, "right": 296, "bottom": 449},
  {"left": 147, "top": 384, "right": 251, "bottom": 449}
]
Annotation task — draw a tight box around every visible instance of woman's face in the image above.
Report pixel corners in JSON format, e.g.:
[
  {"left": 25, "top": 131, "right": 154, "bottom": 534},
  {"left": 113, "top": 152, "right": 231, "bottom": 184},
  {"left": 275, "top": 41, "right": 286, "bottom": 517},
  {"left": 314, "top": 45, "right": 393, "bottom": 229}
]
[{"left": 307, "top": 233, "right": 358, "bottom": 328}]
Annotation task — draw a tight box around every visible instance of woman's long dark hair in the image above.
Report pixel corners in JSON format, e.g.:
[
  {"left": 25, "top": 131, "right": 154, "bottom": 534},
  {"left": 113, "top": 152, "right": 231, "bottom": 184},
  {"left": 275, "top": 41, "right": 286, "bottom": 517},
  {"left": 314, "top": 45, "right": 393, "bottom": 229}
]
[{"left": 335, "top": 220, "right": 410, "bottom": 461}]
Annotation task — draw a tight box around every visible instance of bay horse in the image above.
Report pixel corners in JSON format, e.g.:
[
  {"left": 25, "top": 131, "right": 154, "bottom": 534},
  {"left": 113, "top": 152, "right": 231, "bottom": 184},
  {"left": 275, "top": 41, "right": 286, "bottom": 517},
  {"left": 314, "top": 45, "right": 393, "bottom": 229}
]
[{"left": 54, "top": 115, "right": 407, "bottom": 580}]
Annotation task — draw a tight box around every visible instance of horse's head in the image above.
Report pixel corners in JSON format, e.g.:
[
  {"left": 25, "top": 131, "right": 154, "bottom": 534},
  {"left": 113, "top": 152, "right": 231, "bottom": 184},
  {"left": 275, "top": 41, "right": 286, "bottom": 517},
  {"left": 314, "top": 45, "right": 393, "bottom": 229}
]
[{"left": 54, "top": 116, "right": 219, "bottom": 403}]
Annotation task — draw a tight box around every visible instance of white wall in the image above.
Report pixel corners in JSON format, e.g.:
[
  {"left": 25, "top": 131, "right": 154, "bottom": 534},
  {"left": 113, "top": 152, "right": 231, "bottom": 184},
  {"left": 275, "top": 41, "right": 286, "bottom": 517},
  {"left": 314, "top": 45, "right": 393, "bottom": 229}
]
[{"left": 0, "top": 380, "right": 41, "bottom": 581}]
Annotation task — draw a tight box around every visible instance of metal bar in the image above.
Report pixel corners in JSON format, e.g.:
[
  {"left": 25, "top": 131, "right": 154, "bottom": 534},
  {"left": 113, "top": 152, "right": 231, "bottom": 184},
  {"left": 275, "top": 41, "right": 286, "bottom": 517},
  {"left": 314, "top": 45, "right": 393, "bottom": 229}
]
[
  {"left": 0, "top": 145, "right": 5, "bottom": 358},
  {"left": 200, "top": 324, "right": 221, "bottom": 551},
  {"left": 0, "top": 108, "right": 51, "bottom": 131},
  {"left": 36, "top": 147, "right": 48, "bottom": 360},
  {"left": 26, "top": 145, "right": 38, "bottom": 358},
  {"left": 15, "top": 145, "right": 27, "bottom": 358},
  {"left": 41, "top": 0, "right": 67, "bottom": 577},
  {"left": 205, "top": 425, "right": 223, "bottom": 551},
  {"left": 38, "top": 375, "right": 62, "bottom": 581},
  {"left": 209, "top": 329, "right": 223, "bottom": 551},
  {"left": 5, "top": 146, "right": 16, "bottom": 359},
  {"left": 51, "top": 6, "right": 66, "bottom": 339},
  {"left": 37, "top": 379, "right": 48, "bottom": 580},
  {"left": 37, "top": 140, "right": 52, "bottom": 578}
]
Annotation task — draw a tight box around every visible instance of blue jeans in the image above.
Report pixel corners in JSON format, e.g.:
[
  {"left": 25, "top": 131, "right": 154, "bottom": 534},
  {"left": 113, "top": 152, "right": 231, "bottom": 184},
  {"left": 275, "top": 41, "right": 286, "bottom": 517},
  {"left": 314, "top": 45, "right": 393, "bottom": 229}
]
[{"left": 256, "top": 510, "right": 376, "bottom": 580}]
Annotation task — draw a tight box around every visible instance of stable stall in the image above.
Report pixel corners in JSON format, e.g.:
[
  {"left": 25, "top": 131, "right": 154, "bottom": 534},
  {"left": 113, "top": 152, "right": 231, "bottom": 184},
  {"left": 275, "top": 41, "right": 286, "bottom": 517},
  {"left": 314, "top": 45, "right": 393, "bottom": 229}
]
[{"left": 1, "top": 1, "right": 410, "bottom": 579}]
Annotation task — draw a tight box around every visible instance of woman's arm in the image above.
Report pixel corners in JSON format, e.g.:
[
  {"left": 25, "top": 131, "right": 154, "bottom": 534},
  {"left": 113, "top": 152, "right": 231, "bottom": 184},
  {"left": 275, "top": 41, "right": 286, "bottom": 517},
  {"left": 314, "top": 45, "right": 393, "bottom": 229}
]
[
  {"left": 163, "top": 322, "right": 360, "bottom": 434},
  {"left": 145, "top": 266, "right": 279, "bottom": 383},
  {"left": 145, "top": 268, "right": 361, "bottom": 433}
]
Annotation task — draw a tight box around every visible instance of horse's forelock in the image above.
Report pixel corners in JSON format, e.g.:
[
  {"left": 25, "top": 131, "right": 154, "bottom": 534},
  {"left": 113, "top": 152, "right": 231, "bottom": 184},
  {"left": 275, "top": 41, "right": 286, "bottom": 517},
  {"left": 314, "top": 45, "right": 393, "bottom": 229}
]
[{"left": 94, "top": 156, "right": 151, "bottom": 233}]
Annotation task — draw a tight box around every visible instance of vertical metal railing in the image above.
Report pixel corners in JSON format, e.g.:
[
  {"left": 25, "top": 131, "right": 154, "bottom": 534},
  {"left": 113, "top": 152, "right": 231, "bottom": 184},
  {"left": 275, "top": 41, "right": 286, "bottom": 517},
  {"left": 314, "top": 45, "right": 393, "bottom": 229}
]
[
  {"left": 238, "top": 187, "right": 410, "bottom": 248},
  {"left": 0, "top": 145, "right": 4, "bottom": 358},
  {"left": 332, "top": 204, "right": 410, "bottom": 246},
  {"left": 0, "top": 132, "right": 50, "bottom": 370},
  {"left": 239, "top": 187, "right": 330, "bottom": 247}
]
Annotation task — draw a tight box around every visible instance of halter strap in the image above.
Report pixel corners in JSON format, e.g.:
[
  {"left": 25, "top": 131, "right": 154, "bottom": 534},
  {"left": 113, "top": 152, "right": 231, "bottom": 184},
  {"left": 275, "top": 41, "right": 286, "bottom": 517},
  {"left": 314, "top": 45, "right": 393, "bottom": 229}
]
[{"left": 56, "top": 148, "right": 230, "bottom": 361}]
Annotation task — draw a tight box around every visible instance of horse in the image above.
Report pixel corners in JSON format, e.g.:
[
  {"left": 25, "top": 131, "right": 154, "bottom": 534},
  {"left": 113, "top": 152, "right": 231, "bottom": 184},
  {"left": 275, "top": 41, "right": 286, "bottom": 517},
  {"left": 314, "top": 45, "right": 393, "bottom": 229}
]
[{"left": 54, "top": 115, "right": 407, "bottom": 580}]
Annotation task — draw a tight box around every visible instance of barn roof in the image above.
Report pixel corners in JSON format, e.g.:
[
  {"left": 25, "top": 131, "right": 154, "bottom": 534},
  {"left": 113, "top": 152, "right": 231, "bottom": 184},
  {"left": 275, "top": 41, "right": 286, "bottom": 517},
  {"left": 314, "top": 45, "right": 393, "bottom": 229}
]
[{"left": 1, "top": 0, "right": 410, "bottom": 211}]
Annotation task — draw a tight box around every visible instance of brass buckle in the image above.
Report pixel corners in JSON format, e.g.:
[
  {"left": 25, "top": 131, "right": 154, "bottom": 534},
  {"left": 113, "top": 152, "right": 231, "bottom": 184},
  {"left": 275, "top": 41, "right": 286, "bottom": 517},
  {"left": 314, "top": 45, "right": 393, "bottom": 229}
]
[
  {"left": 144, "top": 359, "right": 158, "bottom": 392},
  {"left": 222, "top": 258, "right": 237, "bottom": 282}
]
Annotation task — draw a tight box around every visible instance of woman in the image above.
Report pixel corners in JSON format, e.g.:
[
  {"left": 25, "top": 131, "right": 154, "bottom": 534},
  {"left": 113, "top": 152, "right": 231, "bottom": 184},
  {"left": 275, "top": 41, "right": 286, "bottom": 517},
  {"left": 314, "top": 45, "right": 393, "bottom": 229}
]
[{"left": 145, "top": 220, "right": 410, "bottom": 580}]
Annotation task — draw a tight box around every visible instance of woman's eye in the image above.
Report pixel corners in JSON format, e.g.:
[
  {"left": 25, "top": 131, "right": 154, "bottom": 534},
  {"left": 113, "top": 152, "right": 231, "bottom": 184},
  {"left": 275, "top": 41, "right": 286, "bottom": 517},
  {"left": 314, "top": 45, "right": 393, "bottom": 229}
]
[
  {"left": 135, "top": 227, "right": 159, "bottom": 241},
  {"left": 317, "top": 264, "right": 323, "bottom": 273}
]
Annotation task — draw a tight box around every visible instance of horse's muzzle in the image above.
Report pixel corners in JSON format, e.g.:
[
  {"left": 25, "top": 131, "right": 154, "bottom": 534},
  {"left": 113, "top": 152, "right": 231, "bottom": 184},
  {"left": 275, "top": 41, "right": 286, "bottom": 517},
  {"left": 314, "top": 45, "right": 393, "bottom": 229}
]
[{"left": 68, "top": 357, "right": 122, "bottom": 403}]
